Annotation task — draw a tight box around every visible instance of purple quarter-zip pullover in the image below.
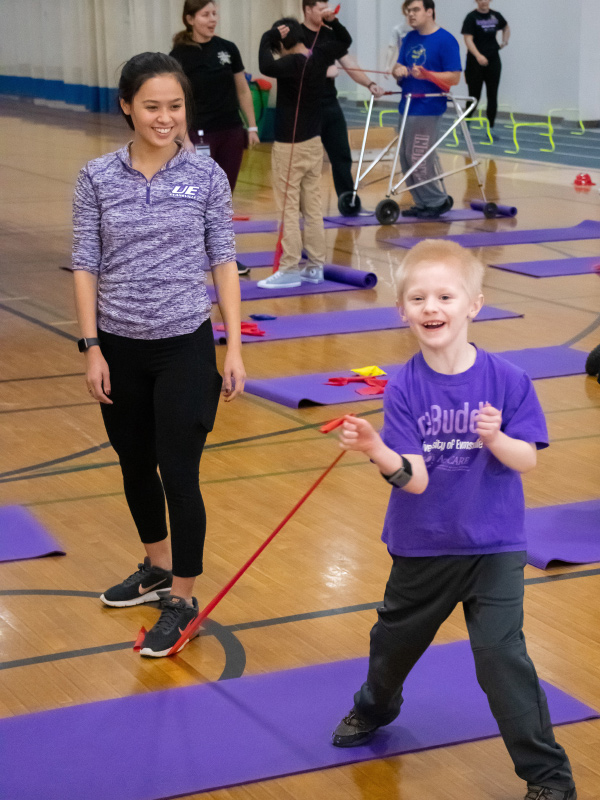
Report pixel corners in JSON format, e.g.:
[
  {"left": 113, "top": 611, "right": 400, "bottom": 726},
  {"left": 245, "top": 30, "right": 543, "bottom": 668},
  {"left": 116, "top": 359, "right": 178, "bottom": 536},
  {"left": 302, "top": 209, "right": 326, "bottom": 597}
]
[{"left": 72, "top": 144, "right": 236, "bottom": 339}]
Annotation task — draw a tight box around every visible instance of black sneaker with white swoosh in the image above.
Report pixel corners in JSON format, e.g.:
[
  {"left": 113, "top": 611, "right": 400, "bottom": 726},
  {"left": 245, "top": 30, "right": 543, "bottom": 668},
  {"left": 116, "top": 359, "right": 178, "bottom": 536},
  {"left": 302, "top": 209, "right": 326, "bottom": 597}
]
[
  {"left": 100, "top": 557, "right": 173, "bottom": 607},
  {"left": 139, "top": 595, "right": 200, "bottom": 657}
]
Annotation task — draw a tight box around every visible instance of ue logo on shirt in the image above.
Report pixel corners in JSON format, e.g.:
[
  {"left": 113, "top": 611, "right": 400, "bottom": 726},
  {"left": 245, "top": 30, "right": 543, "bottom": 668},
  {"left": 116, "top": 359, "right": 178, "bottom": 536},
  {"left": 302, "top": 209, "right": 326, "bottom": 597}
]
[{"left": 171, "top": 185, "right": 200, "bottom": 198}]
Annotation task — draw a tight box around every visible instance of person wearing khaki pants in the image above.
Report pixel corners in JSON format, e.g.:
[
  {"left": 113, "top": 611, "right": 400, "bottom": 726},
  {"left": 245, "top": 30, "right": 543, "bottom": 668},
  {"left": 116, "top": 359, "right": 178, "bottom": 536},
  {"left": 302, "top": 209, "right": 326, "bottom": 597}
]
[
  {"left": 257, "top": 11, "right": 352, "bottom": 289},
  {"left": 271, "top": 137, "right": 326, "bottom": 279}
]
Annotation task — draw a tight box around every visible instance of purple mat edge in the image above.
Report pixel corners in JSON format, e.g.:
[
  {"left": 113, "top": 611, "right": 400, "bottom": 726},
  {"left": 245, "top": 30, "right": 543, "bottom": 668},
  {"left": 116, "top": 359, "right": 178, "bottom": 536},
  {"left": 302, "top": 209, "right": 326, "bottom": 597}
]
[
  {"left": 525, "top": 499, "right": 600, "bottom": 570},
  {"left": 0, "top": 505, "right": 65, "bottom": 562},
  {"left": 490, "top": 256, "right": 600, "bottom": 278}
]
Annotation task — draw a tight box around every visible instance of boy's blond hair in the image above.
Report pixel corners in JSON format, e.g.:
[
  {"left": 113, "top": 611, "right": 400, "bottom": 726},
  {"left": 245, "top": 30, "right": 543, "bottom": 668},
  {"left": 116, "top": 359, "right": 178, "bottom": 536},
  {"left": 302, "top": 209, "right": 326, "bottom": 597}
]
[{"left": 394, "top": 239, "right": 485, "bottom": 302}]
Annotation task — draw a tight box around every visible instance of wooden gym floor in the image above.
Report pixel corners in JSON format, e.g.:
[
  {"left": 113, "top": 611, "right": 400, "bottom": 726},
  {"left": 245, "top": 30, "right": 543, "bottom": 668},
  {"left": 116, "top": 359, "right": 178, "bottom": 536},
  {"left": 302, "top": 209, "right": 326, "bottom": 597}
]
[{"left": 1, "top": 98, "right": 599, "bottom": 799}]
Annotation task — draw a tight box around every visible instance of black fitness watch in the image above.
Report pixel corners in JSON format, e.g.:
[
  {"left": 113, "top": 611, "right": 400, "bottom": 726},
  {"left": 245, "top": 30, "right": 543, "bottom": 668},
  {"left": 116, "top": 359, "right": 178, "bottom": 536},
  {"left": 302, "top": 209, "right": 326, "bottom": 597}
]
[
  {"left": 77, "top": 337, "right": 100, "bottom": 353},
  {"left": 382, "top": 456, "right": 413, "bottom": 489}
]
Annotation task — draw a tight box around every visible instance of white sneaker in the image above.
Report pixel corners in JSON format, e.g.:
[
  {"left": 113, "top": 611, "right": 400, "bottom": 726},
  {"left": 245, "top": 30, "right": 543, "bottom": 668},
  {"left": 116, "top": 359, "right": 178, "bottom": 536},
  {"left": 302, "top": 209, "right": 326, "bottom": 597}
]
[
  {"left": 257, "top": 271, "right": 302, "bottom": 289},
  {"left": 299, "top": 265, "right": 324, "bottom": 284}
]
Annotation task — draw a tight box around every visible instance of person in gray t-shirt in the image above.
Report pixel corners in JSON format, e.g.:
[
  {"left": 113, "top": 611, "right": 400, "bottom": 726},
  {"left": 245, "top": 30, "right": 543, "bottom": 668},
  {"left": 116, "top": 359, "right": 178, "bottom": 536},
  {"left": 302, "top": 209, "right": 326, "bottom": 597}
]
[{"left": 72, "top": 52, "right": 245, "bottom": 658}]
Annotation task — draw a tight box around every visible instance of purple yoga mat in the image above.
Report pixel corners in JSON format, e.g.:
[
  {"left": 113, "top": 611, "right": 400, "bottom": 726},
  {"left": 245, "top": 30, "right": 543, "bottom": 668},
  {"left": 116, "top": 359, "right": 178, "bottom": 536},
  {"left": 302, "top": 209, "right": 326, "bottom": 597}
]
[
  {"left": 470, "top": 200, "right": 518, "bottom": 218},
  {"left": 324, "top": 208, "right": 485, "bottom": 227},
  {"left": 526, "top": 499, "right": 600, "bottom": 569},
  {"left": 233, "top": 219, "right": 341, "bottom": 234},
  {"left": 237, "top": 250, "right": 278, "bottom": 268},
  {"left": 491, "top": 256, "right": 600, "bottom": 278},
  {"left": 0, "top": 506, "right": 65, "bottom": 562},
  {"left": 209, "top": 279, "right": 364, "bottom": 302},
  {"left": 208, "top": 265, "right": 378, "bottom": 301},
  {"left": 214, "top": 305, "right": 520, "bottom": 345},
  {"left": 233, "top": 208, "right": 488, "bottom": 237},
  {"left": 386, "top": 219, "right": 600, "bottom": 250},
  {"left": 245, "top": 346, "right": 586, "bottom": 408},
  {"left": 0, "top": 640, "right": 594, "bottom": 800}
]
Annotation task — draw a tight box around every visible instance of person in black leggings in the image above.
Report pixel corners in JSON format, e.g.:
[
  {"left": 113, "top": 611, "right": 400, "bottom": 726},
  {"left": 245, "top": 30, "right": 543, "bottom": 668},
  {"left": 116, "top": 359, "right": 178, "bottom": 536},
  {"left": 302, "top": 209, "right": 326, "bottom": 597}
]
[
  {"left": 72, "top": 53, "right": 244, "bottom": 658},
  {"left": 462, "top": 0, "right": 510, "bottom": 138}
]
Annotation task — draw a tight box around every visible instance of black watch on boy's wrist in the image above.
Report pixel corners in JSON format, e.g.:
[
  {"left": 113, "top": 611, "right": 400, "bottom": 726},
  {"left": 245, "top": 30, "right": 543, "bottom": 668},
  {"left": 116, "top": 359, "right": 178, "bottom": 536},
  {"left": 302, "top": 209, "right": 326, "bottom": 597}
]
[
  {"left": 77, "top": 337, "right": 100, "bottom": 353},
  {"left": 382, "top": 456, "right": 413, "bottom": 489}
]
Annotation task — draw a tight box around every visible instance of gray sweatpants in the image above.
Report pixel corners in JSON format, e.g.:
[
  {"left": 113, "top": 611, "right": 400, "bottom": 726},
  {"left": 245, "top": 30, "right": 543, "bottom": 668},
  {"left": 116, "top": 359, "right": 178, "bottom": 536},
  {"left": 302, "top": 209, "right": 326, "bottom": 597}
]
[
  {"left": 399, "top": 114, "right": 448, "bottom": 209},
  {"left": 353, "top": 552, "right": 575, "bottom": 792}
]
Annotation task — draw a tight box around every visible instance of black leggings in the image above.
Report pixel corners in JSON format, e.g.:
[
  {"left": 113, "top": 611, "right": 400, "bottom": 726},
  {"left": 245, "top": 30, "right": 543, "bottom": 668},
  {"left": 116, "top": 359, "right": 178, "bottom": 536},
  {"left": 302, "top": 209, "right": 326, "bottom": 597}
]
[
  {"left": 320, "top": 98, "right": 354, "bottom": 198},
  {"left": 98, "top": 320, "right": 222, "bottom": 578},
  {"left": 465, "top": 53, "right": 502, "bottom": 128}
]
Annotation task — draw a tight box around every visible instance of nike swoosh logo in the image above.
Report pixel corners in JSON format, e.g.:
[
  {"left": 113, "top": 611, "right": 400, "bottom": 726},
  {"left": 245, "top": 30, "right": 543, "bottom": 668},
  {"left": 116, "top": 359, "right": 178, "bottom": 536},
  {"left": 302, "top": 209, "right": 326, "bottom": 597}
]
[{"left": 138, "top": 580, "right": 166, "bottom": 595}]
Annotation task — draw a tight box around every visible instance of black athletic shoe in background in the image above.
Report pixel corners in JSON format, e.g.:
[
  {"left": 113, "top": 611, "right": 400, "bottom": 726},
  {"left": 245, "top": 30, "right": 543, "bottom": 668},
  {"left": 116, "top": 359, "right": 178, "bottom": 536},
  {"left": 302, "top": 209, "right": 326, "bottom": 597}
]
[
  {"left": 139, "top": 595, "right": 200, "bottom": 658},
  {"left": 414, "top": 195, "right": 454, "bottom": 219},
  {"left": 236, "top": 261, "right": 250, "bottom": 276},
  {"left": 100, "top": 557, "right": 172, "bottom": 607},
  {"left": 401, "top": 205, "right": 422, "bottom": 217},
  {"left": 524, "top": 786, "right": 577, "bottom": 800}
]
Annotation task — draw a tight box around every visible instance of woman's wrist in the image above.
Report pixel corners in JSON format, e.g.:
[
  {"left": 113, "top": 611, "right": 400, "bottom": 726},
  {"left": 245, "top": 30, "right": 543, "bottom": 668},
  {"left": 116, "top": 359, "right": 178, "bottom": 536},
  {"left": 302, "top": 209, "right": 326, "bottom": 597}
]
[{"left": 247, "top": 126, "right": 258, "bottom": 132}]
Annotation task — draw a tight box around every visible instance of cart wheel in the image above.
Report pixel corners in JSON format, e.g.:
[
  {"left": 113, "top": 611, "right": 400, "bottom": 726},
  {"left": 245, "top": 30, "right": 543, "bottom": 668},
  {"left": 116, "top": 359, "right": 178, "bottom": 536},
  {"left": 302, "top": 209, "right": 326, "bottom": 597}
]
[
  {"left": 483, "top": 202, "right": 498, "bottom": 219},
  {"left": 338, "top": 191, "right": 361, "bottom": 217},
  {"left": 375, "top": 199, "right": 400, "bottom": 225}
]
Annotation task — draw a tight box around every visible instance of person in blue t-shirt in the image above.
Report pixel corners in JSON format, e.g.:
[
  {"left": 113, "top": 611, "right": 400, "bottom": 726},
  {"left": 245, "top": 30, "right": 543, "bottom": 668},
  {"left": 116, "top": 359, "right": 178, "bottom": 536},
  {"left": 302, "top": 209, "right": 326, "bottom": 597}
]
[
  {"left": 331, "top": 240, "right": 577, "bottom": 800},
  {"left": 391, "top": 0, "right": 461, "bottom": 219}
]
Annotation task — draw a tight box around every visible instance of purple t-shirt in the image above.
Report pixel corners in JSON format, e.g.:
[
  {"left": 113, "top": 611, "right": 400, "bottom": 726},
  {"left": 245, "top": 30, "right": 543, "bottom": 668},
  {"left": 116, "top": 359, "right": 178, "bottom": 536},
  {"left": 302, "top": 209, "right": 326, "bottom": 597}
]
[
  {"left": 381, "top": 348, "right": 549, "bottom": 557},
  {"left": 72, "top": 145, "right": 236, "bottom": 339}
]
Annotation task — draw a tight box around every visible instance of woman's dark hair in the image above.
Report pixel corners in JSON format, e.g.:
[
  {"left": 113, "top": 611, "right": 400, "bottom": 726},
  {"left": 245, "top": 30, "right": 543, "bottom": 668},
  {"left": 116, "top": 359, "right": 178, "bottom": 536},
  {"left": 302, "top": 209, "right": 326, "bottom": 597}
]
[
  {"left": 118, "top": 52, "right": 193, "bottom": 131},
  {"left": 270, "top": 17, "right": 305, "bottom": 52},
  {"left": 173, "top": 0, "right": 215, "bottom": 47}
]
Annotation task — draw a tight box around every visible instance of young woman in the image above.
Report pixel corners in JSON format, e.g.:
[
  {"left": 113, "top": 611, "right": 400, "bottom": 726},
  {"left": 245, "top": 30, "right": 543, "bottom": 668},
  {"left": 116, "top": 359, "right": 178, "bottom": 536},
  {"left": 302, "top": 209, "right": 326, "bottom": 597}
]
[
  {"left": 462, "top": 0, "right": 510, "bottom": 139},
  {"left": 170, "top": 0, "right": 259, "bottom": 193},
  {"left": 72, "top": 52, "right": 245, "bottom": 658}
]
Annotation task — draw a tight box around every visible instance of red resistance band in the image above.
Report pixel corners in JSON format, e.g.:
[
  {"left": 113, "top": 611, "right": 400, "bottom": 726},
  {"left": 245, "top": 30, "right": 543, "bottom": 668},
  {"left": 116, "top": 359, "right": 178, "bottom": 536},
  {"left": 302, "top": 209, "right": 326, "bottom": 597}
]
[
  {"left": 214, "top": 322, "right": 266, "bottom": 337},
  {"left": 134, "top": 436, "right": 346, "bottom": 656},
  {"left": 325, "top": 375, "right": 388, "bottom": 396},
  {"left": 343, "top": 65, "right": 451, "bottom": 94}
]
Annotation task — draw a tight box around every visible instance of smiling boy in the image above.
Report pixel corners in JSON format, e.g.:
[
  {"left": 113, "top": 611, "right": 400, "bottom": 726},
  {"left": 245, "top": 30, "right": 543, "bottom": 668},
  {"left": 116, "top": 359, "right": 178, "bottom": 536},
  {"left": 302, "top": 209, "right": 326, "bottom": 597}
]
[{"left": 331, "top": 240, "right": 576, "bottom": 800}]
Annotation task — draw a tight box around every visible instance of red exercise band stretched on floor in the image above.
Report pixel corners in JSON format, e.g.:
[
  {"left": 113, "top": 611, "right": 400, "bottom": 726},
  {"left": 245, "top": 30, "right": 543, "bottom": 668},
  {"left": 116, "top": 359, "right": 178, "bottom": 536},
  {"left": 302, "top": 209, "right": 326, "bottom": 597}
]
[{"left": 134, "top": 427, "right": 348, "bottom": 656}]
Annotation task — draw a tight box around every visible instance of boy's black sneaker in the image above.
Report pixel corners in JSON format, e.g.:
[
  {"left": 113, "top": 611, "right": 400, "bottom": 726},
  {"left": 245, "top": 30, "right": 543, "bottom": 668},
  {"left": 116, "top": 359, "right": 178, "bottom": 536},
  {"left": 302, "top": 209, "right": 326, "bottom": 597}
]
[
  {"left": 139, "top": 595, "right": 200, "bottom": 658},
  {"left": 100, "top": 557, "right": 172, "bottom": 607},
  {"left": 331, "top": 710, "right": 380, "bottom": 747},
  {"left": 236, "top": 261, "right": 250, "bottom": 276},
  {"left": 414, "top": 195, "right": 454, "bottom": 219},
  {"left": 401, "top": 205, "right": 422, "bottom": 217},
  {"left": 525, "top": 786, "right": 577, "bottom": 800}
]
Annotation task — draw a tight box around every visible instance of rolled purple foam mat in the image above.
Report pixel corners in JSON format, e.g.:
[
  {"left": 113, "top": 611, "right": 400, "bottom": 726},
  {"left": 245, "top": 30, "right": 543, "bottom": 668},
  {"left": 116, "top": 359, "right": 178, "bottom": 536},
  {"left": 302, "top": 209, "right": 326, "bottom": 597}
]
[
  {"left": 323, "top": 265, "right": 377, "bottom": 288},
  {"left": 470, "top": 200, "right": 518, "bottom": 217}
]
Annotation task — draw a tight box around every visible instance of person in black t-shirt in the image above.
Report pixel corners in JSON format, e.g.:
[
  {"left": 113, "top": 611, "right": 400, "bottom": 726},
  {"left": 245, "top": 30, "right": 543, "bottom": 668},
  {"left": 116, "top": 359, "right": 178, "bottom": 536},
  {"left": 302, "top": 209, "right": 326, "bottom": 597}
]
[
  {"left": 301, "top": 0, "right": 384, "bottom": 206},
  {"left": 462, "top": 0, "right": 510, "bottom": 138},
  {"left": 170, "top": 0, "right": 259, "bottom": 193},
  {"left": 256, "top": 13, "right": 351, "bottom": 291}
]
